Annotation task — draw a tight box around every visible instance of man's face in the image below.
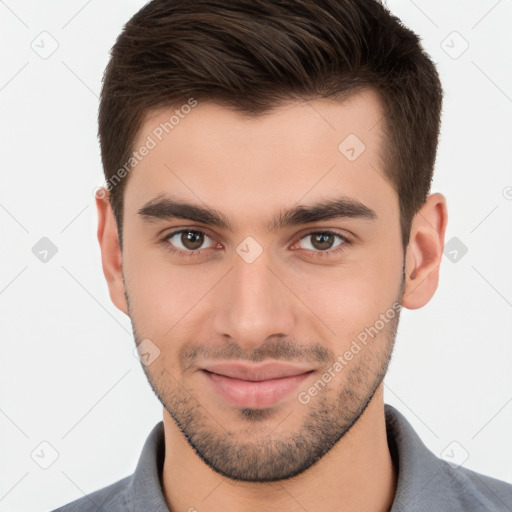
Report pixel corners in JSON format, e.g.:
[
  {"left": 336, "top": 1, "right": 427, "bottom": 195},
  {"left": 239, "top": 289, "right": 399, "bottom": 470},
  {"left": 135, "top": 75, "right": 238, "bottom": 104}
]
[{"left": 120, "top": 90, "right": 405, "bottom": 481}]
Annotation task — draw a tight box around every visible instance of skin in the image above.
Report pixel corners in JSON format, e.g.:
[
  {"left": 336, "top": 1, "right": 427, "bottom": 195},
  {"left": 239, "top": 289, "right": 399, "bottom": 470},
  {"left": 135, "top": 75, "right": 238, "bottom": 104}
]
[{"left": 96, "top": 89, "right": 447, "bottom": 512}]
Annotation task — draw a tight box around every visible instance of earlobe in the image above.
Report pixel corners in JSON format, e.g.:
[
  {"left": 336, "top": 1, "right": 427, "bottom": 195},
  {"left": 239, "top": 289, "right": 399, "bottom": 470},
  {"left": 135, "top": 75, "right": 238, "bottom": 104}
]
[
  {"left": 96, "top": 188, "right": 129, "bottom": 315},
  {"left": 402, "top": 193, "right": 448, "bottom": 310}
]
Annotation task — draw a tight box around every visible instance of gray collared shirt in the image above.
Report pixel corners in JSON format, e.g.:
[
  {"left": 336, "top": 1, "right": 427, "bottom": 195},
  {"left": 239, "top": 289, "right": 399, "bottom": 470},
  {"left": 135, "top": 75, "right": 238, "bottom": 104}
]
[{"left": 52, "top": 404, "right": 512, "bottom": 511}]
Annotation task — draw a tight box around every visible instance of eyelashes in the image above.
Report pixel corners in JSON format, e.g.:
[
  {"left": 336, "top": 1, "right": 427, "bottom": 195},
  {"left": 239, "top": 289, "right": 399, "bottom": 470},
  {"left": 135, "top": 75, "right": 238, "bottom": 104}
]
[
  {"left": 161, "top": 229, "right": 217, "bottom": 257},
  {"left": 160, "top": 228, "right": 351, "bottom": 259}
]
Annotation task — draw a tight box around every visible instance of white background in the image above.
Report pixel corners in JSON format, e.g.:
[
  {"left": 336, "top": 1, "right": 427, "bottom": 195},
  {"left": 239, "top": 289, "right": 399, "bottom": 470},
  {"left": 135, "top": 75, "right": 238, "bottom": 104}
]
[{"left": 1, "top": 0, "right": 511, "bottom": 510}]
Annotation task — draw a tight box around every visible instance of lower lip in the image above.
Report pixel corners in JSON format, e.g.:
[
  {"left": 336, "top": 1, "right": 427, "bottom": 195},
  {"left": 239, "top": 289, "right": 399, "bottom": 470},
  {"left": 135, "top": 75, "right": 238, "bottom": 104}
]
[{"left": 201, "top": 370, "right": 314, "bottom": 409}]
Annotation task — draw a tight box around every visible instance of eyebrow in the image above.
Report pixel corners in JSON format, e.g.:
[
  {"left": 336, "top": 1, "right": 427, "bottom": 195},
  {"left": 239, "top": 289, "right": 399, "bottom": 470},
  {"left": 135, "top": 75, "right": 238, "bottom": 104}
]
[{"left": 137, "top": 194, "right": 377, "bottom": 231}]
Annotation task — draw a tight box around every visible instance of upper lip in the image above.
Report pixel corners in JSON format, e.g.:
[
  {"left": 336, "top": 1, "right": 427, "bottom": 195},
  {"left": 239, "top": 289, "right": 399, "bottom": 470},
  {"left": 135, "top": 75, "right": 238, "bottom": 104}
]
[{"left": 201, "top": 362, "right": 314, "bottom": 382}]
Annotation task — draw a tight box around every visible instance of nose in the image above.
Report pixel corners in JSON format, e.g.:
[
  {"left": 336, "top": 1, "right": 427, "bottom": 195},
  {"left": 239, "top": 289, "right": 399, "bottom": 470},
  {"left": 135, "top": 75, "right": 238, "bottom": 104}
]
[{"left": 212, "top": 249, "right": 296, "bottom": 350}]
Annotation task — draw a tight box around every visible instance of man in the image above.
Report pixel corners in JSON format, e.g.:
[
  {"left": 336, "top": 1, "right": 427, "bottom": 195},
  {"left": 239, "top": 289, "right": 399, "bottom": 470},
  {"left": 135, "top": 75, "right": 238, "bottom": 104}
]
[{"left": 53, "top": 0, "right": 512, "bottom": 510}]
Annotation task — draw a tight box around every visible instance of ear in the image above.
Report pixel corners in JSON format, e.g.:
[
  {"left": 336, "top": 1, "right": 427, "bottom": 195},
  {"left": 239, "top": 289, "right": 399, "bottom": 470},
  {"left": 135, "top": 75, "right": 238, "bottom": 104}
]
[
  {"left": 402, "top": 193, "right": 448, "bottom": 310},
  {"left": 96, "top": 188, "right": 128, "bottom": 315}
]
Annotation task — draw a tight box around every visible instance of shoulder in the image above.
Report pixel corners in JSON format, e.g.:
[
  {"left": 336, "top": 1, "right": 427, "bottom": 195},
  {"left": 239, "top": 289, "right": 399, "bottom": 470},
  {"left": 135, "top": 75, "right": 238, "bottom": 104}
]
[
  {"left": 438, "top": 463, "right": 512, "bottom": 511},
  {"left": 385, "top": 404, "right": 512, "bottom": 511},
  {"left": 51, "top": 421, "right": 167, "bottom": 511},
  {"left": 50, "top": 474, "right": 132, "bottom": 512}
]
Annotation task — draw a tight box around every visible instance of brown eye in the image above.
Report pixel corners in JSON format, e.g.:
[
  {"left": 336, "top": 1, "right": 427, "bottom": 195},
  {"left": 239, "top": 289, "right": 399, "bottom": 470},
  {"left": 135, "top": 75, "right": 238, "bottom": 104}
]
[
  {"left": 312, "top": 233, "right": 335, "bottom": 250},
  {"left": 181, "top": 231, "right": 204, "bottom": 250},
  {"left": 298, "top": 232, "right": 345, "bottom": 252},
  {"left": 164, "top": 230, "right": 215, "bottom": 252}
]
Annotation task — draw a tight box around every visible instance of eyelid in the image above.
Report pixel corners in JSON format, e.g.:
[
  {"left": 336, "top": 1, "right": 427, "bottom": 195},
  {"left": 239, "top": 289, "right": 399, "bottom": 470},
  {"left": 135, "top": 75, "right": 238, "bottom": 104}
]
[
  {"left": 162, "top": 228, "right": 218, "bottom": 251},
  {"left": 160, "top": 227, "right": 352, "bottom": 257},
  {"left": 290, "top": 230, "right": 350, "bottom": 257},
  {"left": 294, "top": 227, "right": 352, "bottom": 244}
]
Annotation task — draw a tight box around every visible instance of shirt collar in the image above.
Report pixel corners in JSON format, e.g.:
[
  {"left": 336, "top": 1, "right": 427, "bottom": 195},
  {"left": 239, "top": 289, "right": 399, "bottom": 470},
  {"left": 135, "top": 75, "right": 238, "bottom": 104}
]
[
  {"left": 385, "top": 403, "right": 450, "bottom": 511},
  {"left": 125, "top": 404, "right": 458, "bottom": 511},
  {"left": 127, "top": 420, "right": 169, "bottom": 511}
]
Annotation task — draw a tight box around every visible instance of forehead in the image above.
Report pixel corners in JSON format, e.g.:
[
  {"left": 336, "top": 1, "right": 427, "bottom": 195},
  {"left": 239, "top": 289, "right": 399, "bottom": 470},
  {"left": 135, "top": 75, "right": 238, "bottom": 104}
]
[{"left": 124, "top": 89, "right": 397, "bottom": 229}]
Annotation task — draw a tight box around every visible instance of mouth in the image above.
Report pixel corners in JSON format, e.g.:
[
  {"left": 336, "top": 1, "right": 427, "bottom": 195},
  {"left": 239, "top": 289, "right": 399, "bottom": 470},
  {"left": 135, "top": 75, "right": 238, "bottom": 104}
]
[{"left": 199, "top": 362, "right": 316, "bottom": 409}]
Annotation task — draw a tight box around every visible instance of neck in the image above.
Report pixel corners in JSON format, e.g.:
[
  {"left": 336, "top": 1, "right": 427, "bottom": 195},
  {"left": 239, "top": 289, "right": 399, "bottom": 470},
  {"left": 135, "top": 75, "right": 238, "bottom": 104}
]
[{"left": 162, "top": 384, "right": 396, "bottom": 512}]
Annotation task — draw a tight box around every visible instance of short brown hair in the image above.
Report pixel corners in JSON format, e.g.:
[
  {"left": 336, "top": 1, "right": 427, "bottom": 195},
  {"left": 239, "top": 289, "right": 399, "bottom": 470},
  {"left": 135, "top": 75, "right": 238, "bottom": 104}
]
[{"left": 98, "top": 0, "right": 443, "bottom": 251}]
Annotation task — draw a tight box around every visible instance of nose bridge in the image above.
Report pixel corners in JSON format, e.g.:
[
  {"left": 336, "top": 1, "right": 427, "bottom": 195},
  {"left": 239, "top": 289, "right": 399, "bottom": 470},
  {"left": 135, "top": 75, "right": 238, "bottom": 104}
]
[{"left": 213, "top": 249, "right": 295, "bottom": 348}]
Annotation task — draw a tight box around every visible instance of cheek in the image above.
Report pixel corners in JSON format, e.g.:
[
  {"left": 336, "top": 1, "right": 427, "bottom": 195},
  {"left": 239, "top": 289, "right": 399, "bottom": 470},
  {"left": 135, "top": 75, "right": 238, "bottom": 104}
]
[
  {"left": 124, "top": 248, "right": 223, "bottom": 338},
  {"left": 289, "top": 246, "right": 403, "bottom": 342},
  {"left": 125, "top": 260, "right": 214, "bottom": 380}
]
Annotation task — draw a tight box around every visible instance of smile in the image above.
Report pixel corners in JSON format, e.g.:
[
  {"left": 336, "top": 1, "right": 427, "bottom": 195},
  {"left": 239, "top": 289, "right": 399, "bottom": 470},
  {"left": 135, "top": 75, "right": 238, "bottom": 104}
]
[{"left": 200, "top": 362, "right": 316, "bottom": 409}]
